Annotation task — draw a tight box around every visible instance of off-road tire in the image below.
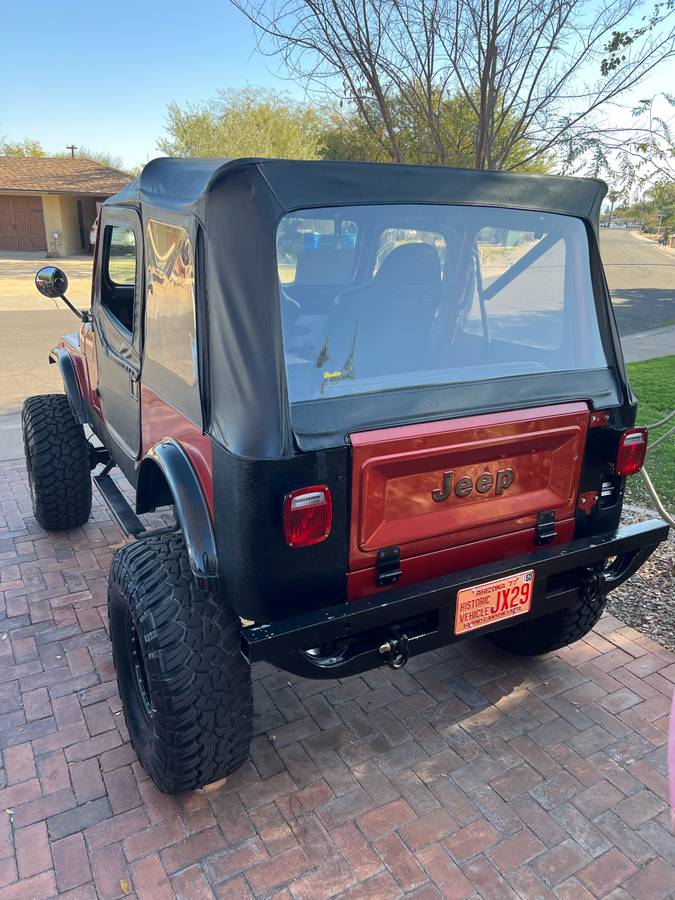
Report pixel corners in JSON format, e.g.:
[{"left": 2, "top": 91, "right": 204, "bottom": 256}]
[
  {"left": 108, "top": 532, "right": 252, "bottom": 793},
  {"left": 22, "top": 394, "right": 92, "bottom": 531},
  {"left": 488, "top": 591, "right": 607, "bottom": 656}
]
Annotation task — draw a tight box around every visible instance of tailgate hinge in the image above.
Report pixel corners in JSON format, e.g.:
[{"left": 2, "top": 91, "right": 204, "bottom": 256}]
[
  {"left": 536, "top": 510, "right": 557, "bottom": 544},
  {"left": 377, "top": 546, "right": 402, "bottom": 587}
]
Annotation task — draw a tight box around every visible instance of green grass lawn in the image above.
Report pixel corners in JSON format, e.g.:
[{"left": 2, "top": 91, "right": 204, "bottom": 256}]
[{"left": 625, "top": 355, "right": 675, "bottom": 509}]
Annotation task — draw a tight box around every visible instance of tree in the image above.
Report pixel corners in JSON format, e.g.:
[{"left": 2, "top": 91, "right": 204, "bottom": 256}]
[
  {"left": 230, "top": 0, "right": 675, "bottom": 172},
  {"left": 0, "top": 137, "right": 125, "bottom": 170},
  {"left": 647, "top": 178, "right": 675, "bottom": 229},
  {"left": 606, "top": 189, "right": 621, "bottom": 226},
  {"left": 158, "top": 87, "right": 325, "bottom": 159},
  {"left": 62, "top": 147, "right": 125, "bottom": 170},
  {"left": 1, "top": 138, "right": 46, "bottom": 156},
  {"left": 321, "top": 87, "right": 552, "bottom": 169}
]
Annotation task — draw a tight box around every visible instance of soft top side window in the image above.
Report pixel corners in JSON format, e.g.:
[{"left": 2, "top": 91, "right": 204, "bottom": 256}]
[{"left": 101, "top": 224, "right": 137, "bottom": 334}]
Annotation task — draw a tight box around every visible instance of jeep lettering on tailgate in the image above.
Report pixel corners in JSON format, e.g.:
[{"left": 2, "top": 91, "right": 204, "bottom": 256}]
[{"left": 432, "top": 467, "right": 514, "bottom": 503}]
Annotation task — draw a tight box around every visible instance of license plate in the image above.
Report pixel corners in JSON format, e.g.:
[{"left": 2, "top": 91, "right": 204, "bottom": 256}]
[{"left": 454, "top": 570, "right": 535, "bottom": 636}]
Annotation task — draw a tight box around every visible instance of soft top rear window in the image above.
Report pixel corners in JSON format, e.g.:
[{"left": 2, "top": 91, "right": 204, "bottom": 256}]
[{"left": 277, "top": 204, "right": 608, "bottom": 403}]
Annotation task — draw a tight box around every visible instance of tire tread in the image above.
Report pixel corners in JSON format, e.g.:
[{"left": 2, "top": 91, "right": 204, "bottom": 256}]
[
  {"left": 22, "top": 394, "right": 92, "bottom": 531},
  {"left": 108, "top": 532, "right": 252, "bottom": 793},
  {"left": 489, "top": 591, "right": 607, "bottom": 655}
]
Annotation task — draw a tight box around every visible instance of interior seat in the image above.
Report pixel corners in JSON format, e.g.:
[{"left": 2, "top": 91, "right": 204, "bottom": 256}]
[{"left": 323, "top": 242, "right": 442, "bottom": 379}]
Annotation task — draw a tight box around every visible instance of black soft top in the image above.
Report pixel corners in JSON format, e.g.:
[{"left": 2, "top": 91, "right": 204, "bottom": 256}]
[
  {"left": 106, "top": 158, "right": 619, "bottom": 460},
  {"left": 111, "top": 157, "right": 607, "bottom": 227}
]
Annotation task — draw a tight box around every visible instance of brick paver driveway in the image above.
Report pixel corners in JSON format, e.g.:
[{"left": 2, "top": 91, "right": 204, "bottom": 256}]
[{"left": 1, "top": 456, "right": 674, "bottom": 899}]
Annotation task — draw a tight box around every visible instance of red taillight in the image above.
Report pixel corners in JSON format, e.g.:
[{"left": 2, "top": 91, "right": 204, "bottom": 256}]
[
  {"left": 616, "top": 427, "right": 648, "bottom": 476},
  {"left": 283, "top": 486, "right": 332, "bottom": 547}
]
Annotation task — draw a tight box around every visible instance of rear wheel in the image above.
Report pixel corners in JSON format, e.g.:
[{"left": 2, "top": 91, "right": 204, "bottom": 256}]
[
  {"left": 22, "top": 394, "right": 92, "bottom": 531},
  {"left": 108, "top": 531, "right": 252, "bottom": 793},
  {"left": 488, "top": 589, "right": 607, "bottom": 656}
]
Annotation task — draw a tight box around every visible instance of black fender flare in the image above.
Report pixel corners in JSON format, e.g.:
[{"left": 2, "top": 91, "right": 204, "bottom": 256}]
[
  {"left": 136, "top": 439, "right": 219, "bottom": 588},
  {"left": 49, "top": 347, "right": 88, "bottom": 425}
]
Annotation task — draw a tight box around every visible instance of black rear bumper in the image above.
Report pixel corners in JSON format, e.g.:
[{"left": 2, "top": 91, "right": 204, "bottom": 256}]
[{"left": 241, "top": 519, "right": 668, "bottom": 675}]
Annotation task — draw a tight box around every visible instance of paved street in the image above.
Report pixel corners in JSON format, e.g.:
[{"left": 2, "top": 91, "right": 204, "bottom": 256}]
[
  {"left": 602, "top": 231, "right": 675, "bottom": 337},
  {"left": 0, "top": 457, "right": 674, "bottom": 898}
]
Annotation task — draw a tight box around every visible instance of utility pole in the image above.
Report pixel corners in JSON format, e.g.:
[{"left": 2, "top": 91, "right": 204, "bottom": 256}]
[{"left": 66, "top": 145, "right": 77, "bottom": 158}]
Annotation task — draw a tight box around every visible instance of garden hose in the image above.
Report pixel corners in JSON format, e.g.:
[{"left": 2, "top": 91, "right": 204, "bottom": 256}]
[{"left": 641, "top": 409, "right": 675, "bottom": 528}]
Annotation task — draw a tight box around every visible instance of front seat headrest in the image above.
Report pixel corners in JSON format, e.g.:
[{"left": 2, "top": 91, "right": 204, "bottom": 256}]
[{"left": 375, "top": 241, "right": 442, "bottom": 286}]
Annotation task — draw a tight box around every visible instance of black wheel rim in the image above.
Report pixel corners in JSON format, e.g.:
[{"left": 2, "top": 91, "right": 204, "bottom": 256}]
[
  {"left": 25, "top": 450, "right": 36, "bottom": 507},
  {"left": 130, "top": 621, "right": 152, "bottom": 717}
]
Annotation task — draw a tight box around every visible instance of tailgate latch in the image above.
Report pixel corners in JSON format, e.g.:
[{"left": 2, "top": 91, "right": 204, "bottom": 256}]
[
  {"left": 536, "top": 510, "right": 557, "bottom": 544},
  {"left": 377, "top": 546, "right": 402, "bottom": 587}
]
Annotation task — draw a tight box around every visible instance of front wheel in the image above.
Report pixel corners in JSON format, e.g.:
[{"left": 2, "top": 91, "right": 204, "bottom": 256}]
[
  {"left": 488, "top": 589, "right": 607, "bottom": 656},
  {"left": 108, "top": 531, "right": 252, "bottom": 793},
  {"left": 22, "top": 394, "right": 92, "bottom": 531}
]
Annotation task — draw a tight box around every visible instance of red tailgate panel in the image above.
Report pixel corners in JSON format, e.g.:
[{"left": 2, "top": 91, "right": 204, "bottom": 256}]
[{"left": 348, "top": 403, "right": 589, "bottom": 597}]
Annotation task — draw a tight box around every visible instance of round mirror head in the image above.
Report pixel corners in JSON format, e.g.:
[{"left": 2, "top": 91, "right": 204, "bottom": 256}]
[{"left": 35, "top": 266, "right": 68, "bottom": 299}]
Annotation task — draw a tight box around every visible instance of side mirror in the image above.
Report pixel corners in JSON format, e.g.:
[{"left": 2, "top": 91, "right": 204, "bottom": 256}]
[
  {"left": 34, "top": 266, "right": 89, "bottom": 323},
  {"left": 35, "top": 266, "right": 69, "bottom": 299}
]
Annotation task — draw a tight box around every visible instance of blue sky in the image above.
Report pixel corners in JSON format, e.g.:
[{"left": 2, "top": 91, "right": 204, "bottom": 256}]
[
  {"left": 2, "top": 0, "right": 673, "bottom": 172},
  {"left": 1, "top": 0, "right": 296, "bottom": 168}
]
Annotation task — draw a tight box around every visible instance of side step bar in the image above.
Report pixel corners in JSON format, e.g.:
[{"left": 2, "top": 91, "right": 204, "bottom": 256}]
[{"left": 93, "top": 473, "right": 145, "bottom": 537}]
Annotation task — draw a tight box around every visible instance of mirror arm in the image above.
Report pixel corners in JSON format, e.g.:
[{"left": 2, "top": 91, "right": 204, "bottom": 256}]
[{"left": 59, "top": 294, "right": 90, "bottom": 323}]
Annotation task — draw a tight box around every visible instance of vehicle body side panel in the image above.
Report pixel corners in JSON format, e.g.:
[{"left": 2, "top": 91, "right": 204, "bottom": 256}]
[
  {"left": 79, "top": 322, "right": 101, "bottom": 416},
  {"left": 211, "top": 440, "right": 350, "bottom": 622},
  {"left": 140, "top": 385, "right": 213, "bottom": 516},
  {"left": 136, "top": 437, "right": 219, "bottom": 584}
]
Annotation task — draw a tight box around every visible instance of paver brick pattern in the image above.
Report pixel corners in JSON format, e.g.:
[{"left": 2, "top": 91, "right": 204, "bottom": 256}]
[{"left": 0, "top": 455, "right": 674, "bottom": 899}]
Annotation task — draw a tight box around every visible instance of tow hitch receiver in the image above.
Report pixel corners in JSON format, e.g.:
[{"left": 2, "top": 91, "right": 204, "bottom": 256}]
[{"left": 379, "top": 633, "right": 410, "bottom": 669}]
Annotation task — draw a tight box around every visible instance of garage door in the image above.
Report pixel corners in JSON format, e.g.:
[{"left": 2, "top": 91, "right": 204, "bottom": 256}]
[{"left": 0, "top": 195, "right": 47, "bottom": 251}]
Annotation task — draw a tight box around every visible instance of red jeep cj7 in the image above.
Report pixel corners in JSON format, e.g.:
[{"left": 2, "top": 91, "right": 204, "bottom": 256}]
[{"left": 24, "top": 158, "right": 669, "bottom": 793}]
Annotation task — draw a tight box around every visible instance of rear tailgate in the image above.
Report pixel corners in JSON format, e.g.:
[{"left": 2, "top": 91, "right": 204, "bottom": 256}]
[{"left": 349, "top": 403, "right": 590, "bottom": 598}]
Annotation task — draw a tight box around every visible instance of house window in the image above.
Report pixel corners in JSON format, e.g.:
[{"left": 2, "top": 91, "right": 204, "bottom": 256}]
[{"left": 101, "top": 225, "right": 137, "bottom": 333}]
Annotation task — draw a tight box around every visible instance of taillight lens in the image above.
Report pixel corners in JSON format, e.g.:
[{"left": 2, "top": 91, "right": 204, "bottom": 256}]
[
  {"left": 283, "top": 486, "right": 332, "bottom": 547},
  {"left": 616, "top": 428, "right": 648, "bottom": 476}
]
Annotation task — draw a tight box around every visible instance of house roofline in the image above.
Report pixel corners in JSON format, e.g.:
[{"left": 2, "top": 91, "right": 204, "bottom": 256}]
[{"left": 0, "top": 188, "right": 116, "bottom": 198}]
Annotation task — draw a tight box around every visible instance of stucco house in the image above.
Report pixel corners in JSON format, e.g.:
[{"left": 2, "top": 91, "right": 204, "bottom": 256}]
[{"left": 0, "top": 157, "right": 131, "bottom": 256}]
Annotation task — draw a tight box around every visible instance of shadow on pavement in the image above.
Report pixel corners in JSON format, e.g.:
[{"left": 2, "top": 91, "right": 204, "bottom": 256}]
[{"left": 611, "top": 288, "right": 675, "bottom": 337}]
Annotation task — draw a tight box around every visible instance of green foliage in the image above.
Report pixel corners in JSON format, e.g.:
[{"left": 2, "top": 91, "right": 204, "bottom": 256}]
[
  {"left": 647, "top": 180, "right": 675, "bottom": 226},
  {"left": 615, "top": 179, "right": 675, "bottom": 230},
  {"left": 1, "top": 138, "right": 46, "bottom": 156},
  {"left": 60, "top": 147, "right": 126, "bottom": 170},
  {"left": 602, "top": 1, "right": 675, "bottom": 75},
  {"left": 625, "top": 356, "right": 675, "bottom": 508},
  {"left": 0, "top": 137, "right": 125, "bottom": 170},
  {"left": 321, "top": 90, "right": 554, "bottom": 170},
  {"left": 160, "top": 85, "right": 552, "bottom": 172},
  {"left": 158, "top": 88, "right": 325, "bottom": 160}
]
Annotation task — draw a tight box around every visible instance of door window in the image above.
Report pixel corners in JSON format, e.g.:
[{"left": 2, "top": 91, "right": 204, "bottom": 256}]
[
  {"left": 101, "top": 225, "right": 137, "bottom": 333},
  {"left": 144, "top": 221, "right": 197, "bottom": 385}
]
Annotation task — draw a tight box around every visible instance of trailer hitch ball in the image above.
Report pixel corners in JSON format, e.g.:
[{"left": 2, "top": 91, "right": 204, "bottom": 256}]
[{"left": 379, "top": 634, "right": 410, "bottom": 669}]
